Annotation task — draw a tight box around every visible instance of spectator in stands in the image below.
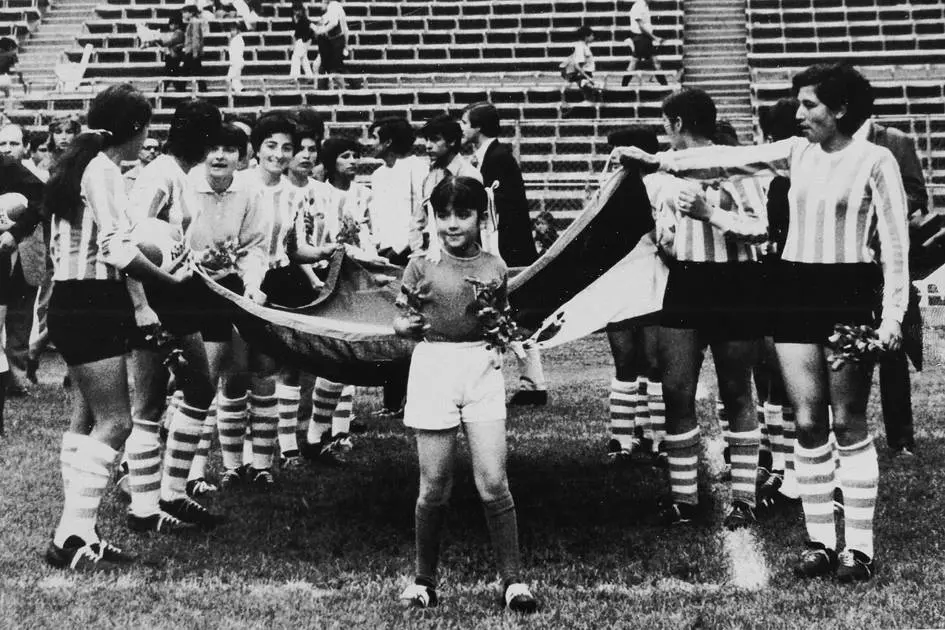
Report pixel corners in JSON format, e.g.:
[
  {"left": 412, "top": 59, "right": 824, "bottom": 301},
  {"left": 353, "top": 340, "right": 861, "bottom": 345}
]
[
  {"left": 181, "top": 5, "right": 207, "bottom": 92},
  {"left": 622, "top": 0, "right": 667, "bottom": 86},
  {"left": 532, "top": 211, "right": 558, "bottom": 256},
  {"left": 366, "top": 116, "right": 428, "bottom": 418},
  {"left": 289, "top": 2, "right": 315, "bottom": 80},
  {"left": 23, "top": 131, "right": 51, "bottom": 182},
  {"left": 123, "top": 136, "right": 161, "bottom": 192},
  {"left": 139, "top": 13, "right": 186, "bottom": 91},
  {"left": 219, "top": 0, "right": 259, "bottom": 30},
  {"left": 562, "top": 26, "right": 599, "bottom": 103},
  {"left": 314, "top": 0, "right": 348, "bottom": 89},
  {"left": 226, "top": 21, "right": 246, "bottom": 93},
  {"left": 460, "top": 102, "right": 545, "bottom": 406},
  {"left": 0, "top": 38, "right": 26, "bottom": 109},
  {"left": 858, "top": 118, "right": 928, "bottom": 458},
  {"left": 415, "top": 114, "right": 481, "bottom": 255}
]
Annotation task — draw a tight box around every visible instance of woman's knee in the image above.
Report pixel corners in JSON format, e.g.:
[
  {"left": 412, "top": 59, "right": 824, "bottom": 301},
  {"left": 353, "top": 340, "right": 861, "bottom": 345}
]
[
  {"left": 474, "top": 468, "right": 510, "bottom": 503},
  {"left": 418, "top": 472, "right": 454, "bottom": 505}
]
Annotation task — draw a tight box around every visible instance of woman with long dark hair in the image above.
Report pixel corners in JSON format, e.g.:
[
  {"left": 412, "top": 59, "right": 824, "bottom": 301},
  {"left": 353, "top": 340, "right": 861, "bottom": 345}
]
[{"left": 43, "top": 83, "right": 188, "bottom": 571}]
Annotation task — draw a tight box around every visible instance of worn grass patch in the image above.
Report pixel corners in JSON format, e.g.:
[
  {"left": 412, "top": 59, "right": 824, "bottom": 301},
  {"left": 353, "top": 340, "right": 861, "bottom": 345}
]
[{"left": 2, "top": 335, "right": 945, "bottom": 629}]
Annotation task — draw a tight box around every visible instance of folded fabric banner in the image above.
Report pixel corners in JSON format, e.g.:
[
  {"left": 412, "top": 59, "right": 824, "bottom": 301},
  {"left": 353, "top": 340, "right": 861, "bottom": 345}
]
[{"left": 530, "top": 233, "right": 669, "bottom": 349}]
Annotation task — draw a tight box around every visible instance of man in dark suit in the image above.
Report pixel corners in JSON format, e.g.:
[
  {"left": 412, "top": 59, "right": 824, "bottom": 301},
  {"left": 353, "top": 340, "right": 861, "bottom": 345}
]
[
  {"left": 0, "top": 127, "right": 48, "bottom": 397},
  {"left": 862, "top": 121, "right": 928, "bottom": 457},
  {"left": 460, "top": 102, "right": 547, "bottom": 405},
  {"left": 0, "top": 153, "right": 45, "bottom": 430}
]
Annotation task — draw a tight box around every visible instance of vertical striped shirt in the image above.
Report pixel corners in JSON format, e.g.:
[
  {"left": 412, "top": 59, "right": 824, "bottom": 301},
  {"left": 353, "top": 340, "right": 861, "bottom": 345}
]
[
  {"left": 661, "top": 136, "right": 910, "bottom": 323},
  {"left": 50, "top": 152, "right": 140, "bottom": 281},
  {"left": 296, "top": 180, "right": 375, "bottom": 253},
  {"left": 249, "top": 173, "right": 310, "bottom": 268},
  {"left": 644, "top": 170, "right": 769, "bottom": 263},
  {"left": 126, "top": 154, "right": 190, "bottom": 230}
]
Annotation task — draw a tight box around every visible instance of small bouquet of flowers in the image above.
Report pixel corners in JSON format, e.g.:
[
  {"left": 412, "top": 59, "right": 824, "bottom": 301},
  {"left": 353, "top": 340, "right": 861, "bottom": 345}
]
[
  {"left": 465, "top": 276, "right": 526, "bottom": 353},
  {"left": 198, "top": 238, "right": 244, "bottom": 275},
  {"left": 826, "top": 324, "right": 883, "bottom": 371},
  {"left": 334, "top": 213, "right": 362, "bottom": 248},
  {"left": 395, "top": 280, "right": 431, "bottom": 340}
]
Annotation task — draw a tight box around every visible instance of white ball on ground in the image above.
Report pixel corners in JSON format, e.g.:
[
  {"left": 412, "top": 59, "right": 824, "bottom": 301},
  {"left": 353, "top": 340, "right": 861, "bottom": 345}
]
[{"left": 132, "top": 217, "right": 188, "bottom": 272}]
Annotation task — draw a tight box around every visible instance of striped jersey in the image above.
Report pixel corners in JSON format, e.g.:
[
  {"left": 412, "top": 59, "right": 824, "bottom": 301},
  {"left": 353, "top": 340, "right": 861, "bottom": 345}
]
[
  {"left": 643, "top": 170, "right": 769, "bottom": 263},
  {"left": 50, "top": 152, "right": 139, "bottom": 281},
  {"left": 248, "top": 173, "right": 310, "bottom": 268},
  {"left": 662, "top": 136, "right": 910, "bottom": 322},
  {"left": 126, "top": 154, "right": 190, "bottom": 229},
  {"left": 296, "top": 180, "right": 375, "bottom": 253}
]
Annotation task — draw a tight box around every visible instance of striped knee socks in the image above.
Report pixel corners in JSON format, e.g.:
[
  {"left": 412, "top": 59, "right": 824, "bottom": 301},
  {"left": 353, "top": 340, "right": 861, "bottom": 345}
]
[
  {"left": 795, "top": 441, "right": 837, "bottom": 551},
  {"left": 665, "top": 427, "right": 701, "bottom": 506},
  {"left": 837, "top": 437, "right": 878, "bottom": 559},
  {"left": 608, "top": 378, "right": 637, "bottom": 452}
]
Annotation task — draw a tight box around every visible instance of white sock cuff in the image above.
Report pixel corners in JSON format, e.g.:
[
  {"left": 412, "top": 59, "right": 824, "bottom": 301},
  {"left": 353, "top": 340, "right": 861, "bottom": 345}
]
[
  {"left": 837, "top": 435, "right": 874, "bottom": 456},
  {"left": 609, "top": 378, "right": 638, "bottom": 394},
  {"left": 275, "top": 383, "right": 301, "bottom": 400}
]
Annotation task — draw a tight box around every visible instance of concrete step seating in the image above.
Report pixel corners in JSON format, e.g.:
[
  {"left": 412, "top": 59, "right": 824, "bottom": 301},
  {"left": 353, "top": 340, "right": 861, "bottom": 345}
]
[{"left": 753, "top": 80, "right": 945, "bottom": 117}]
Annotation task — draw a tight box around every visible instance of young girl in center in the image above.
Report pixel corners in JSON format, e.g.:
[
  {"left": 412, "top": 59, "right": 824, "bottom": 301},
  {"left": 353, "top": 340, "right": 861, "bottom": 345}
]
[{"left": 394, "top": 175, "right": 537, "bottom": 613}]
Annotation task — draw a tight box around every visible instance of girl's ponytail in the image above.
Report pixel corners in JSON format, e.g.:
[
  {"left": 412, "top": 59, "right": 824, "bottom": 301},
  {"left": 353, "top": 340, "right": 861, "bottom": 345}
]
[{"left": 44, "top": 132, "right": 107, "bottom": 222}]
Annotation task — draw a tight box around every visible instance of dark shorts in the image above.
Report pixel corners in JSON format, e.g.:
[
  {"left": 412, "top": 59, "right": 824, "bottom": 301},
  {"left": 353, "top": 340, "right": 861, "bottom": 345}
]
[
  {"left": 142, "top": 274, "right": 244, "bottom": 343},
  {"left": 772, "top": 262, "right": 880, "bottom": 345},
  {"left": 630, "top": 33, "right": 655, "bottom": 59},
  {"left": 261, "top": 265, "right": 317, "bottom": 309},
  {"left": 48, "top": 280, "right": 137, "bottom": 366},
  {"left": 317, "top": 35, "right": 345, "bottom": 72},
  {"left": 660, "top": 261, "right": 767, "bottom": 341}
]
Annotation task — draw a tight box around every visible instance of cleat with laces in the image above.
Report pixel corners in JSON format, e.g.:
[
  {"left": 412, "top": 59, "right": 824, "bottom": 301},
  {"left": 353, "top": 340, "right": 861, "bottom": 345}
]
[
  {"left": 349, "top": 419, "right": 368, "bottom": 434},
  {"left": 793, "top": 542, "right": 838, "bottom": 579},
  {"left": 504, "top": 583, "right": 538, "bottom": 614},
  {"left": 837, "top": 549, "right": 875, "bottom": 583},
  {"left": 186, "top": 478, "right": 219, "bottom": 498},
  {"left": 251, "top": 467, "right": 275, "bottom": 490},
  {"left": 723, "top": 501, "right": 757, "bottom": 530},
  {"left": 399, "top": 583, "right": 438, "bottom": 609},
  {"left": 219, "top": 468, "right": 244, "bottom": 490},
  {"left": 606, "top": 438, "right": 634, "bottom": 464},
  {"left": 97, "top": 539, "right": 137, "bottom": 564},
  {"left": 660, "top": 501, "right": 698, "bottom": 526},
  {"left": 45, "top": 535, "right": 123, "bottom": 572},
  {"left": 332, "top": 433, "right": 354, "bottom": 453},
  {"left": 128, "top": 510, "right": 197, "bottom": 534},
  {"left": 280, "top": 454, "right": 304, "bottom": 471},
  {"left": 159, "top": 497, "right": 224, "bottom": 530}
]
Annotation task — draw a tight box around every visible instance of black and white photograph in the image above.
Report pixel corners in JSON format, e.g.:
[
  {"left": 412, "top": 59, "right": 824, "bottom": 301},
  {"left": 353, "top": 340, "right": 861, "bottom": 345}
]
[{"left": 1, "top": 0, "right": 944, "bottom": 627}]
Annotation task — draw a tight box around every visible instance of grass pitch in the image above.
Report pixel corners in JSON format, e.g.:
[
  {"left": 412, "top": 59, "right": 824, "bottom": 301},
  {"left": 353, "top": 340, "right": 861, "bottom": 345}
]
[{"left": 2, "top": 335, "right": 945, "bottom": 629}]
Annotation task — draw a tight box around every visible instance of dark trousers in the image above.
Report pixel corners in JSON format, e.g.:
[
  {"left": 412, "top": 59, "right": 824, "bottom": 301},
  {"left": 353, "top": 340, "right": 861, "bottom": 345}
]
[
  {"left": 879, "top": 350, "right": 915, "bottom": 450},
  {"left": 6, "top": 260, "right": 37, "bottom": 389},
  {"left": 179, "top": 53, "right": 206, "bottom": 92}
]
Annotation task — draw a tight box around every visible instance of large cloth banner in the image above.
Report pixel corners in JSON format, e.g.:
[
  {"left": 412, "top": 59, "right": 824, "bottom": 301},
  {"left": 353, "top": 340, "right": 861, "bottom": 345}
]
[{"left": 530, "top": 233, "right": 669, "bottom": 349}]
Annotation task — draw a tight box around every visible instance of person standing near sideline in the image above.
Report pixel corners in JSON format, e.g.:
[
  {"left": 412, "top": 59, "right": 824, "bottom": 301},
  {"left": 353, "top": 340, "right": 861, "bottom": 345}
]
[
  {"left": 123, "top": 135, "right": 161, "bottom": 192},
  {"left": 859, "top": 119, "right": 928, "bottom": 458},
  {"left": 460, "top": 102, "right": 547, "bottom": 406}
]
